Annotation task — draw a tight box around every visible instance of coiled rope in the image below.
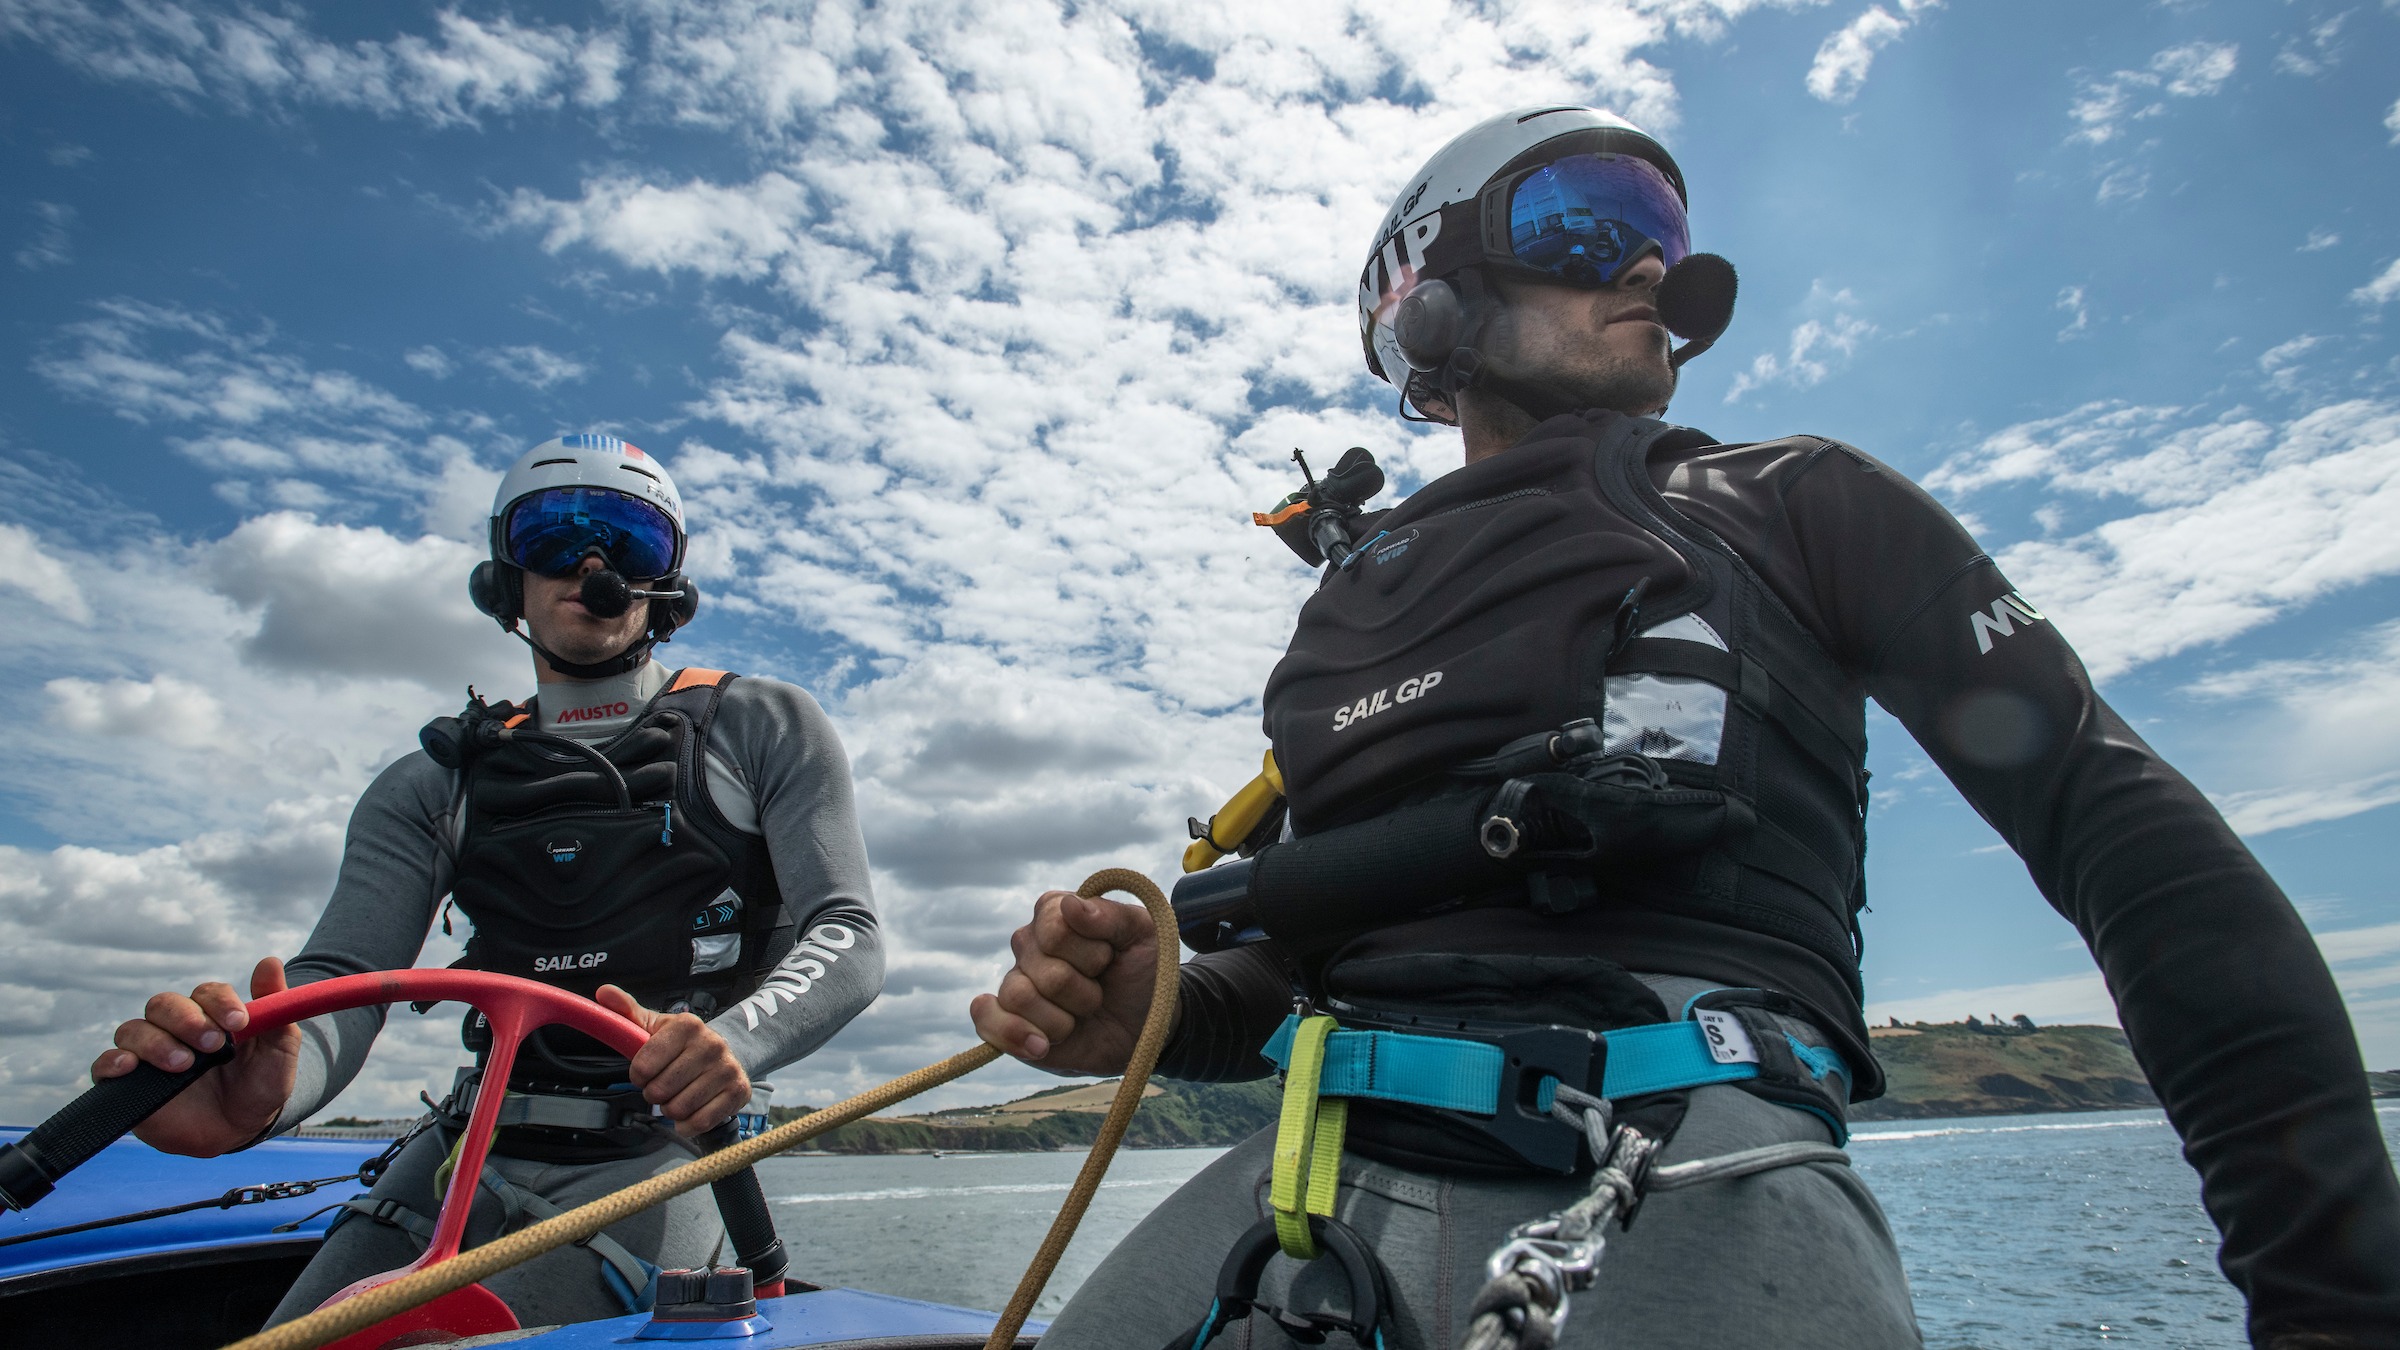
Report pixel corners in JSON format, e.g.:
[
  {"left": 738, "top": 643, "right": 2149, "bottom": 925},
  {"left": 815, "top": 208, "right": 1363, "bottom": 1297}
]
[{"left": 222, "top": 867, "right": 1178, "bottom": 1350}]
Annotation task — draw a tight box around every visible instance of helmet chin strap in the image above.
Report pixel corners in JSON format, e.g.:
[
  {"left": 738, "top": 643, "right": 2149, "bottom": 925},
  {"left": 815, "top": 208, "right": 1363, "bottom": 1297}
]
[
  {"left": 510, "top": 623, "right": 657, "bottom": 681},
  {"left": 1437, "top": 347, "right": 1590, "bottom": 424}
]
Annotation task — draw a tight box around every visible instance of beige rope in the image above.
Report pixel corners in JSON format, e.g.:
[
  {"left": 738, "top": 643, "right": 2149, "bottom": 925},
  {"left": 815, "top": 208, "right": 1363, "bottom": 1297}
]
[
  {"left": 982, "top": 867, "right": 1179, "bottom": 1349},
  {"left": 222, "top": 867, "right": 1178, "bottom": 1350}
]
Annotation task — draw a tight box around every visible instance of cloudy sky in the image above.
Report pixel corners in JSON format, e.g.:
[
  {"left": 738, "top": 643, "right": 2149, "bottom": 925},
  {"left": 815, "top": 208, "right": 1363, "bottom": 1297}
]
[{"left": 1, "top": 0, "right": 2396, "bottom": 1125}]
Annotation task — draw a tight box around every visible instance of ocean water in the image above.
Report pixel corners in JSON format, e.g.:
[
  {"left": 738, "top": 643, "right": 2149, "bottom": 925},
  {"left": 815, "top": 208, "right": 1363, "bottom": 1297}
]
[{"left": 754, "top": 1103, "right": 2400, "bottom": 1347}]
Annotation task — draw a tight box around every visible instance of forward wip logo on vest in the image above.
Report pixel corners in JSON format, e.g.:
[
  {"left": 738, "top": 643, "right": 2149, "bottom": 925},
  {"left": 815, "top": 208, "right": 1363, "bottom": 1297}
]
[
  {"left": 1970, "top": 592, "right": 2046, "bottom": 655},
  {"left": 556, "top": 700, "right": 632, "bottom": 724},
  {"left": 1332, "top": 670, "right": 1443, "bottom": 731}
]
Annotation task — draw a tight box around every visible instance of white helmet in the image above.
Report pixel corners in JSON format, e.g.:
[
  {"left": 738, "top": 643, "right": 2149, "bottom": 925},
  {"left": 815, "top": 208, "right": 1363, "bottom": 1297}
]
[
  {"left": 469, "top": 434, "right": 699, "bottom": 677},
  {"left": 1356, "top": 107, "right": 1729, "bottom": 420},
  {"left": 487, "top": 434, "right": 686, "bottom": 559}
]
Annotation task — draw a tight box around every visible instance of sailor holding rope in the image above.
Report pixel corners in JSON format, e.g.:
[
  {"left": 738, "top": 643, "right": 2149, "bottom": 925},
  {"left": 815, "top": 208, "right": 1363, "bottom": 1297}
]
[{"left": 973, "top": 108, "right": 2400, "bottom": 1349}]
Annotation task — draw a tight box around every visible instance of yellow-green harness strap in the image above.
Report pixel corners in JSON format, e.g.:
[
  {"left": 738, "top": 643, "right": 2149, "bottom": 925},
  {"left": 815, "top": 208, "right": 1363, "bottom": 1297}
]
[{"left": 1270, "top": 1014, "right": 1350, "bottom": 1259}]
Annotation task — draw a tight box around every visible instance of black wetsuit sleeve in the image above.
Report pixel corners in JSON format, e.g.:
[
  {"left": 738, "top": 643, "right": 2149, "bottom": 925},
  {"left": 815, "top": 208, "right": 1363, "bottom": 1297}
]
[
  {"left": 1776, "top": 442, "right": 2400, "bottom": 1347},
  {"left": 1154, "top": 944, "right": 1292, "bottom": 1083}
]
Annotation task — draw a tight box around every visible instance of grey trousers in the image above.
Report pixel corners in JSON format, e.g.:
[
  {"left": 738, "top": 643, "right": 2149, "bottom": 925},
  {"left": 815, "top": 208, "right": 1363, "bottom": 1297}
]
[
  {"left": 267, "top": 1123, "right": 727, "bottom": 1330},
  {"left": 1042, "top": 1083, "right": 1921, "bottom": 1349}
]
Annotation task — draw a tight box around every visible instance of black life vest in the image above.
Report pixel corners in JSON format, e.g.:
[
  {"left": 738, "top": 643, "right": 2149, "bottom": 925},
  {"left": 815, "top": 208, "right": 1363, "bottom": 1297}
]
[
  {"left": 446, "top": 668, "right": 786, "bottom": 1023},
  {"left": 1260, "top": 412, "right": 1874, "bottom": 1074}
]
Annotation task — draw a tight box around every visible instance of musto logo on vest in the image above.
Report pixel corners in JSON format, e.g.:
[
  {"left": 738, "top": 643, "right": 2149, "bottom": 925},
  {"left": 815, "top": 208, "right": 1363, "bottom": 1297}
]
[
  {"left": 1332, "top": 670, "right": 1443, "bottom": 731},
  {"left": 556, "top": 700, "right": 632, "bottom": 724}
]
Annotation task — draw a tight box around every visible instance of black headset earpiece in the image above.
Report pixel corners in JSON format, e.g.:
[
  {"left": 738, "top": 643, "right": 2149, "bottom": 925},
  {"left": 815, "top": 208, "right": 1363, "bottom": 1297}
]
[
  {"left": 1394, "top": 278, "right": 1466, "bottom": 373},
  {"left": 468, "top": 560, "right": 522, "bottom": 624},
  {"left": 653, "top": 575, "right": 701, "bottom": 638}
]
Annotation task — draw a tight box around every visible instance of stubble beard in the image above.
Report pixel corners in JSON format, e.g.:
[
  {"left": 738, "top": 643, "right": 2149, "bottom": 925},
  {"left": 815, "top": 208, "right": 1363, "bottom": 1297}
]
[
  {"left": 1483, "top": 296, "right": 1679, "bottom": 418},
  {"left": 1521, "top": 323, "right": 1677, "bottom": 418},
  {"left": 541, "top": 624, "right": 643, "bottom": 666},
  {"left": 525, "top": 592, "right": 649, "bottom": 668}
]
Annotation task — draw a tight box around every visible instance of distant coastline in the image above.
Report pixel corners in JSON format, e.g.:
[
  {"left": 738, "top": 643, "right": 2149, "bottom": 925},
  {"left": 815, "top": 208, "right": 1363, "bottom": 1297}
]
[
  {"left": 757, "top": 1020, "right": 2400, "bottom": 1153},
  {"left": 284, "top": 1021, "right": 2395, "bottom": 1149}
]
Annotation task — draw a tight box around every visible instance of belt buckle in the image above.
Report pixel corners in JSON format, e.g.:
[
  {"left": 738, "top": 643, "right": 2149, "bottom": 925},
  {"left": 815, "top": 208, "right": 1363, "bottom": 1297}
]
[
  {"left": 1481, "top": 1022, "right": 1603, "bottom": 1174},
  {"left": 1332, "top": 1004, "right": 1601, "bottom": 1174}
]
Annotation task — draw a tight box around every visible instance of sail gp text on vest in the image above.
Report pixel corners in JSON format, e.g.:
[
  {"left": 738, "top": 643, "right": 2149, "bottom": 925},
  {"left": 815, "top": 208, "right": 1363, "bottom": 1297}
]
[{"left": 1333, "top": 670, "right": 1443, "bottom": 731}]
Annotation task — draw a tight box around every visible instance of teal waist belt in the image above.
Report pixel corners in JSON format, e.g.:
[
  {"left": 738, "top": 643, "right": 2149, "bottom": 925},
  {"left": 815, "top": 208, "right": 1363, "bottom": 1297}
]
[{"left": 1260, "top": 1014, "right": 1846, "bottom": 1115}]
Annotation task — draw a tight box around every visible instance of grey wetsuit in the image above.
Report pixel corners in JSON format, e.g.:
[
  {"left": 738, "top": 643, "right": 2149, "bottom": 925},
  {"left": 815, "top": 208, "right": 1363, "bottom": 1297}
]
[{"left": 265, "top": 660, "right": 881, "bottom": 1327}]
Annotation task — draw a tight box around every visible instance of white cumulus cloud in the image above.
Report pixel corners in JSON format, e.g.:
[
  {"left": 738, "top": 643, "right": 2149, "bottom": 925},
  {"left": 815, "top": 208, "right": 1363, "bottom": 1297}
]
[
  {"left": 1927, "top": 398, "right": 2400, "bottom": 680},
  {"left": 2067, "top": 40, "right": 2238, "bottom": 203},
  {"left": 478, "top": 343, "right": 589, "bottom": 390},
  {"left": 0, "top": 1, "right": 623, "bottom": 126},
  {"left": 15, "top": 201, "right": 75, "bottom": 270},
  {"left": 0, "top": 521, "right": 94, "bottom": 622},
  {"left": 2354, "top": 258, "right": 2400, "bottom": 306},
  {"left": 1805, "top": 0, "right": 1939, "bottom": 104},
  {"left": 1723, "top": 283, "right": 1875, "bottom": 402}
]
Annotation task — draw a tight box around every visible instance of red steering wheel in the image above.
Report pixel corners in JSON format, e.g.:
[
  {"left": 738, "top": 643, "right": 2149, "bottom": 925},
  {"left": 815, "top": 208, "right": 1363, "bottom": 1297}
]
[{"left": 239, "top": 971, "right": 648, "bottom": 1349}]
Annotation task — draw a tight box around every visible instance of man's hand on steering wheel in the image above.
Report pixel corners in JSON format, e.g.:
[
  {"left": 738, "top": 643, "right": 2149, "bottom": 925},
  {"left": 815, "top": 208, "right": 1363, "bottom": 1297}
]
[
  {"left": 94, "top": 956, "right": 302, "bottom": 1158},
  {"left": 596, "top": 985, "right": 750, "bottom": 1136}
]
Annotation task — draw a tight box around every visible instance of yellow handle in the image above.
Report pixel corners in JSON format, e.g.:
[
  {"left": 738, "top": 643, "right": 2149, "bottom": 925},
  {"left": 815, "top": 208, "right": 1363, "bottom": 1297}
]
[{"left": 1182, "top": 750, "right": 1285, "bottom": 873}]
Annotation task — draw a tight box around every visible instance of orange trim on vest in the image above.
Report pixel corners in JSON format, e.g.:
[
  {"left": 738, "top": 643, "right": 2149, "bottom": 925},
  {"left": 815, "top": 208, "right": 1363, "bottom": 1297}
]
[
  {"left": 503, "top": 712, "right": 531, "bottom": 729},
  {"left": 668, "top": 667, "right": 732, "bottom": 694}
]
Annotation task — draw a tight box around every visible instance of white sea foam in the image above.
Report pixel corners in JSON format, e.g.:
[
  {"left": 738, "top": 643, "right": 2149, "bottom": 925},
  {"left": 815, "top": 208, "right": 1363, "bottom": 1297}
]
[
  {"left": 1851, "top": 1114, "right": 2172, "bottom": 1142},
  {"left": 1859, "top": 1102, "right": 2399, "bottom": 1142},
  {"left": 771, "top": 1177, "right": 1184, "bottom": 1205}
]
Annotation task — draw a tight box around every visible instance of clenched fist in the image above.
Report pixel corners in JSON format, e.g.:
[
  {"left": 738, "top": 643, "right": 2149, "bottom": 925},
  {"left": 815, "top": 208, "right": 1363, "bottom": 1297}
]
[{"left": 970, "top": 890, "right": 1168, "bottom": 1077}]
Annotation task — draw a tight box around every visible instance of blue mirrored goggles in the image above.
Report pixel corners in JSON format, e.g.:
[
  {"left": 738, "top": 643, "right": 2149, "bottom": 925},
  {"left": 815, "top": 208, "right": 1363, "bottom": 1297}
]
[
  {"left": 1502, "top": 153, "right": 1690, "bottom": 287},
  {"left": 502, "top": 487, "right": 681, "bottom": 580}
]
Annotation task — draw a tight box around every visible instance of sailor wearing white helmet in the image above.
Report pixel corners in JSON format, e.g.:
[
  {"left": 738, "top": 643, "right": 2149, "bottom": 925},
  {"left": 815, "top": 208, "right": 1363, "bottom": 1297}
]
[
  {"left": 92, "top": 434, "right": 885, "bottom": 1328},
  {"left": 974, "top": 108, "right": 2400, "bottom": 1349}
]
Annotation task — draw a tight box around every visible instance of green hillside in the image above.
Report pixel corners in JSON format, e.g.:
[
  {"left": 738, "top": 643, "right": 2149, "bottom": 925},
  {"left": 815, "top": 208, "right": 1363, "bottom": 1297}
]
[
  {"left": 767, "top": 1079, "right": 1280, "bottom": 1154},
  {"left": 1851, "top": 1022, "right": 2155, "bottom": 1121}
]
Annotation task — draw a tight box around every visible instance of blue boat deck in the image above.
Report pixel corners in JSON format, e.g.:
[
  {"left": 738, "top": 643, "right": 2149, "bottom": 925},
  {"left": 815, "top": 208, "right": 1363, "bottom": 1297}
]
[{"left": 0, "top": 1127, "right": 1044, "bottom": 1348}]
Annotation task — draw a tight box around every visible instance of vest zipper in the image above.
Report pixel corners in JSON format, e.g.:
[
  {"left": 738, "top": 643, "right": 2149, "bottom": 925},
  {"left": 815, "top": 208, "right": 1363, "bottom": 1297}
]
[{"left": 660, "top": 801, "right": 673, "bottom": 847}]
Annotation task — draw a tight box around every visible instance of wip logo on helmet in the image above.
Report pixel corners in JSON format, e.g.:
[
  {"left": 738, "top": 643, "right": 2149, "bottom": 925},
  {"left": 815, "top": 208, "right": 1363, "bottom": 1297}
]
[
  {"left": 1970, "top": 593, "right": 2046, "bottom": 655},
  {"left": 1332, "top": 670, "right": 1444, "bottom": 731},
  {"left": 1358, "top": 209, "right": 1447, "bottom": 325},
  {"left": 556, "top": 701, "right": 632, "bottom": 724}
]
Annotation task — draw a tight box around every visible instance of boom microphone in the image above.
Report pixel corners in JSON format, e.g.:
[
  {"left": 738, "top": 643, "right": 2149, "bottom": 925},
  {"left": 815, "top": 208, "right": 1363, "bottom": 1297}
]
[
  {"left": 1656, "top": 253, "right": 1739, "bottom": 369},
  {"left": 580, "top": 569, "right": 634, "bottom": 619}
]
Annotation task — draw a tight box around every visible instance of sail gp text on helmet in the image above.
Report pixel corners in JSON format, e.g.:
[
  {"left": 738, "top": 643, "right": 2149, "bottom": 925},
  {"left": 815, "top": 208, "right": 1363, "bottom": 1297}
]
[{"left": 1333, "top": 670, "right": 1444, "bottom": 731}]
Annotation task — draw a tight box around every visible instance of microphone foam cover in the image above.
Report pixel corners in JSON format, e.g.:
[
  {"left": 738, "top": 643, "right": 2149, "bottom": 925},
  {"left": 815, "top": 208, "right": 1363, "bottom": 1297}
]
[
  {"left": 580, "top": 570, "right": 633, "bottom": 619},
  {"left": 1657, "top": 253, "right": 1738, "bottom": 342},
  {"left": 1324, "top": 447, "right": 1385, "bottom": 508}
]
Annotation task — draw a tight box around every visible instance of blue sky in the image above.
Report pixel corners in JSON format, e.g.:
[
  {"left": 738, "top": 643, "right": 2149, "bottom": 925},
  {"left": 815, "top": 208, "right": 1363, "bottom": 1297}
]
[{"left": 0, "top": 0, "right": 2395, "bottom": 1122}]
